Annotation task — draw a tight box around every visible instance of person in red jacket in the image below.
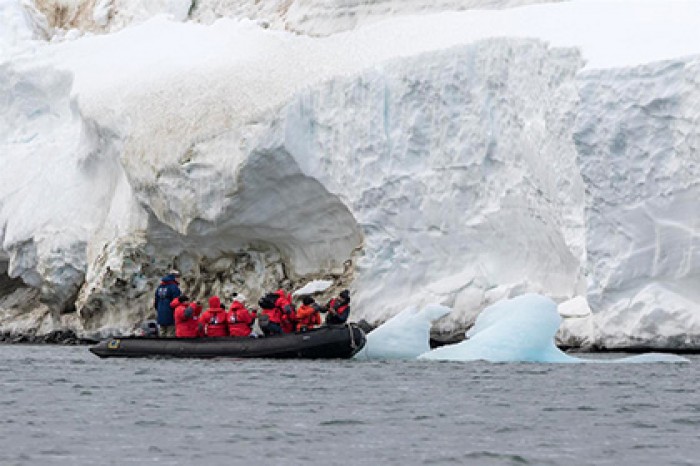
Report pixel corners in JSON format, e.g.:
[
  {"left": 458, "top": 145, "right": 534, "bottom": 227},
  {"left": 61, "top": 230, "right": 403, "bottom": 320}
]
[
  {"left": 191, "top": 301, "right": 203, "bottom": 318},
  {"left": 259, "top": 292, "right": 283, "bottom": 336},
  {"left": 191, "top": 300, "right": 204, "bottom": 337},
  {"left": 274, "top": 289, "right": 297, "bottom": 333},
  {"left": 295, "top": 295, "right": 322, "bottom": 332},
  {"left": 172, "top": 295, "right": 201, "bottom": 338},
  {"left": 227, "top": 295, "right": 257, "bottom": 337},
  {"left": 200, "top": 296, "right": 229, "bottom": 337}
]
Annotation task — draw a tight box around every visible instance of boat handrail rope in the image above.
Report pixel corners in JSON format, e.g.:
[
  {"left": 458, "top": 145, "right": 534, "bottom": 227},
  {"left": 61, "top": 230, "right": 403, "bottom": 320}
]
[{"left": 346, "top": 323, "right": 357, "bottom": 350}]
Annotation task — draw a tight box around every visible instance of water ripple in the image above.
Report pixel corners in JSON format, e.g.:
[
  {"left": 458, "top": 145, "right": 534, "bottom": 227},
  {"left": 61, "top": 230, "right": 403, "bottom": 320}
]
[{"left": 0, "top": 346, "right": 697, "bottom": 465}]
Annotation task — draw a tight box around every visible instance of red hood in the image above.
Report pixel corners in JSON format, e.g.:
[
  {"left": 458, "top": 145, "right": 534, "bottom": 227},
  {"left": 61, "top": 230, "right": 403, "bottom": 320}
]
[
  {"left": 209, "top": 296, "right": 221, "bottom": 309},
  {"left": 275, "top": 289, "right": 291, "bottom": 303}
]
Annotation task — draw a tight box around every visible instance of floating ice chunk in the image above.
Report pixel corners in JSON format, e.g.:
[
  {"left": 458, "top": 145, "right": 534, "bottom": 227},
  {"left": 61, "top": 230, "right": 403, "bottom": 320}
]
[
  {"left": 354, "top": 304, "right": 451, "bottom": 360},
  {"left": 604, "top": 353, "right": 690, "bottom": 364},
  {"left": 420, "top": 294, "right": 577, "bottom": 363},
  {"left": 558, "top": 296, "right": 592, "bottom": 318},
  {"left": 293, "top": 280, "right": 333, "bottom": 296},
  {"left": 418, "top": 294, "right": 690, "bottom": 364}
]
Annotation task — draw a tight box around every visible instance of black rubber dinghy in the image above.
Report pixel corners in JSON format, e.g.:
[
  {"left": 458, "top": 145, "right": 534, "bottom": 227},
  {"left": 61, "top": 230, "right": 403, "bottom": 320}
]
[{"left": 89, "top": 324, "right": 366, "bottom": 359}]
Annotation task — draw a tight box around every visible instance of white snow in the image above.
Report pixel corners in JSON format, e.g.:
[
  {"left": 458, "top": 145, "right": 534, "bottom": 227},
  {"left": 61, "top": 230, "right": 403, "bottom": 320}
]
[
  {"left": 0, "top": 0, "right": 699, "bottom": 345},
  {"left": 190, "top": 0, "right": 560, "bottom": 37},
  {"left": 293, "top": 280, "right": 333, "bottom": 296},
  {"left": 0, "top": 0, "right": 37, "bottom": 53},
  {"left": 558, "top": 296, "right": 591, "bottom": 319}
]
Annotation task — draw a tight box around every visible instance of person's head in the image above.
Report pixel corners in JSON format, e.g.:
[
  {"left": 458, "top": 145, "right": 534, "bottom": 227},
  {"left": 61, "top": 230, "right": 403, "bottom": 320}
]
[
  {"left": 141, "top": 320, "right": 159, "bottom": 337},
  {"left": 302, "top": 295, "right": 314, "bottom": 306},
  {"left": 209, "top": 295, "right": 221, "bottom": 309},
  {"left": 234, "top": 294, "right": 246, "bottom": 305},
  {"left": 179, "top": 295, "right": 190, "bottom": 303},
  {"left": 339, "top": 289, "right": 350, "bottom": 300},
  {"left": 169, "top": 269, "right": 180, "bottom": 277},
  {"left": 259, "top": 295, "right": 274, "bottom": 309}
]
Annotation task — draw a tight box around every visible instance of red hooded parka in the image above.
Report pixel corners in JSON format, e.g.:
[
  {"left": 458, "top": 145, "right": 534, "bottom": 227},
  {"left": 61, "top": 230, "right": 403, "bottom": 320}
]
[
  {"left": 172, "top": 297, "right": 200, "bottom": 338},
  {"left": 199, "top": 296, "right": 229, "bottom": 337},
  {"left": 227, "top": 301, "right": 256, "bottom": 337}
]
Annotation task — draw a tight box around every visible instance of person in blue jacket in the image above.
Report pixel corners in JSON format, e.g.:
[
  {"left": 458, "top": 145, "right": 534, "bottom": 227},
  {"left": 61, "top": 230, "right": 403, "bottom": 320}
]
[{"left": 153, "top": 270, "right": 181, "bottom": 336}]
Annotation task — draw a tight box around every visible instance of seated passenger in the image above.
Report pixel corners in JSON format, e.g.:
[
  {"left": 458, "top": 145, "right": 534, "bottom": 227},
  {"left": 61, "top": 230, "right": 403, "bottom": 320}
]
[
  {"left": 172, "top": 295, "right": 201, "bottom": 338},
  {"left": 324, "top": 289, "right": 351, "bottom": 325},
  {"left": 227, "top": 295, "right": 257, "bottom": 337},
  {"left": 295, "top": 295, "right": 322, "bottom": 332},
  {"left": 199, "top": 296, "right": 229, "bottom": 337},
  {"left": 258, "top": 293, "right": 283, "bottom": 336},
  {"left": 274, "top": 289, "right": 297, "bottom": 334}
]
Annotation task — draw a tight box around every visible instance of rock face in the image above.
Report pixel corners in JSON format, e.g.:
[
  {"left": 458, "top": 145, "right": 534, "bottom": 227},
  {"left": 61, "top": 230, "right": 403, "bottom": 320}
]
[{"left": 1, "top": 0, "right": 699, "bottom": 348}]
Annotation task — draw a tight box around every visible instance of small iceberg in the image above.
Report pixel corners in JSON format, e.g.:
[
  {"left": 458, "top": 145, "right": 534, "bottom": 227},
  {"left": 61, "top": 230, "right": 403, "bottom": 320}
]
[
  {"left": 354, "top": 304, "right": 451, "bottom": 360},
  {"left": 356, "top": 293, "right": 690, "bottom": 364},
  {"left": 420, "top": 293, "right": 576, "bottom": 363}
]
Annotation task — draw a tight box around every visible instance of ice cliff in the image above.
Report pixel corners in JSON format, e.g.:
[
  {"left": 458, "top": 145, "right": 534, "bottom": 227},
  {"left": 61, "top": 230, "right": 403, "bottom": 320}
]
[{"left": 0, "top": 0, "right": 698, "bottom": 348}]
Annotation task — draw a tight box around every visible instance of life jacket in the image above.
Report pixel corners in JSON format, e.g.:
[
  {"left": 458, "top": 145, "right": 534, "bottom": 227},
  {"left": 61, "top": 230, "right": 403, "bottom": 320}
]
[
  {"left": 295, "top": 304, "right": 321, "bottom": 331},
  {"left": 261, "top": 306, "right": 282, "bottom": 324},
  {"left": 227, "top": 301, "right": 256, "bottom": 337},
  {"left": 200, "top": 296, "right": 229, "bottom": 337},
  {"left": 325, "top": 298, "right": 350, "bottom": 324},
  {"left": 172, "top": 298, "right": 200, "bottom": 338}
]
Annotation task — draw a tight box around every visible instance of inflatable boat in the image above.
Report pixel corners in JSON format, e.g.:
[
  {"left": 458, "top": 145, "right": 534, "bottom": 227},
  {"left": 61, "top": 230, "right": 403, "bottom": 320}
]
[{"left": 89, "top": 324, "right": 366, "bottom": 359}]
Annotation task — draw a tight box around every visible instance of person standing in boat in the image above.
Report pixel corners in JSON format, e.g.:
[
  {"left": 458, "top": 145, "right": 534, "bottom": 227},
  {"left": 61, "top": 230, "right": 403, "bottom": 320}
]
[
  {"left": 227, "top": 294, "right": 257, "bottom": 337},
  {"left": 172, "top": 295, "right": 201, "bottom": 338},
  {"left": 154, "top": 270, "right": 181, "bottom": 337},
  {"left": 295, "top": 295, "right": 322, "bottom": 332},
  {"left": 199, "top": 296, "right": 229, "bottom": 337},
  {"left": 324, "top": 289, "right": 351, "bottom": 325}
]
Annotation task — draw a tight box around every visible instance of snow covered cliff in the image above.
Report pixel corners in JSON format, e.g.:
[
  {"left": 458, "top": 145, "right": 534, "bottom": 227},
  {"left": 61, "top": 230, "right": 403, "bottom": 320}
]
[
  {"left": 558, "top": 60, "right": 700, "bottom": 349},
  {"left": 1, "top": 0, "right": 698, "bottom": 348}
]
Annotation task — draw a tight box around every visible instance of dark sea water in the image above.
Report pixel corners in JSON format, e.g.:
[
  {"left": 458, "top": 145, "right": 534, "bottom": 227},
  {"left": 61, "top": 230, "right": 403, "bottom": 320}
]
[{"left": 0, "top": 346, "right": 698, "bottom": 466}]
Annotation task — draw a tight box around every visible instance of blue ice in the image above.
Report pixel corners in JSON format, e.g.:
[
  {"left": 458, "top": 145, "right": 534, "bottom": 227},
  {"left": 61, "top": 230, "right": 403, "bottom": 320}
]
[
  {"left": 354, "top": 304, "right": 451, "bottom": 360},
  {"left": 420, "top": 293, "right": 576, "bottom": 362},
  {"left": 357, "top": 293, "right": 689, "bottom": 363}
]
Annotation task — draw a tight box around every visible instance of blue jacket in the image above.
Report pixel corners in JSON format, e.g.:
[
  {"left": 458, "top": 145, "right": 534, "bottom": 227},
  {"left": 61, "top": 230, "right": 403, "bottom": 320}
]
[{"left": 154, "top": 274, "right": 181, "bottom": 326}]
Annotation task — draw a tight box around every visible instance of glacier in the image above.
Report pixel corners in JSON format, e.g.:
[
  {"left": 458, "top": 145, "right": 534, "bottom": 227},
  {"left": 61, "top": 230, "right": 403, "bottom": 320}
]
[{"left": 0, "top": 0, "right": 699, "bottom": 349}]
